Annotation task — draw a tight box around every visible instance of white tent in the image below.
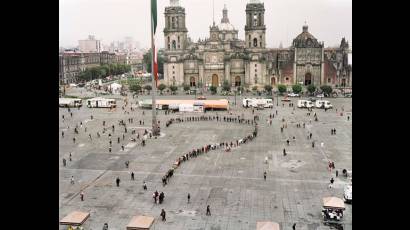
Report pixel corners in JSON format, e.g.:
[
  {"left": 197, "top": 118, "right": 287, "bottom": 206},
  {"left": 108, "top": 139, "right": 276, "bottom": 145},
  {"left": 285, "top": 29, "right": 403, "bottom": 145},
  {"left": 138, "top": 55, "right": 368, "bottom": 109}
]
[
  {"left": 110, "top": 83, "right": 122, "bottom": 94},
  {"left": 322, "top": 197, "right": 345, "bottom": 209}
]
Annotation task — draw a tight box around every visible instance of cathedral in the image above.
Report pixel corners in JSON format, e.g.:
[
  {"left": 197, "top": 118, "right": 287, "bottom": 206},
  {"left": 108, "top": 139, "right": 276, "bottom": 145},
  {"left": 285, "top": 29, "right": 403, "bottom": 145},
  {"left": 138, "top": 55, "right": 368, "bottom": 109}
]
[{"left": 162, "top": 0, "right": 352, "bottom": 90}]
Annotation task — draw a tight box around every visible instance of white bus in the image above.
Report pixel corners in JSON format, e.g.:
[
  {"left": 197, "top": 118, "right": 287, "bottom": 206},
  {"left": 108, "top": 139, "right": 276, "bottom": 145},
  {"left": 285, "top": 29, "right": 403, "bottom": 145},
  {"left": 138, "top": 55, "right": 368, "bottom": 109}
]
[
  {"left": 59, "top": 98, "right": 82, "bottom": 108},
  {"left": 86, "top": 97, "right": 116, "bottom": 108}
]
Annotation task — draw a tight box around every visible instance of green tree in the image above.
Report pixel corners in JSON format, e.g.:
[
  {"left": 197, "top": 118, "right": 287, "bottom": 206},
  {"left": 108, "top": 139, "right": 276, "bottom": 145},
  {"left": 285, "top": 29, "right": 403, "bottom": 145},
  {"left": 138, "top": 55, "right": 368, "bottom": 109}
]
[
  {"left": 292, "top": 84, "right": 302, "bottom": 94},
  {"left": 158, "top": 83, "right": 166, "bottom": 94},
  {"left": 210, "top": 86, "right": 217, "bottom": 94},
  {"left": 307, "top": 85, "right": 316, "bottom": 95},
  {"left": 144, "top": 85, "right": 152, "bottom": 94},
  {"left": 222, "top": 80, "right": 231, "bottom": 92},
  {"left": 252, "top": 86, "right": 258, "bottom": 92},
  {"left": 129, "top": 83, "right": 141, "bottom": 94},
  {"left": 264, "top": 85, "right": 273, "bottom": 95},
  {"left": 170, "top": 85, "right": 178, "bottom": 94},
  {"left": 183, "top": 84, "right": 190, "bottom": 92},
  {"left": 277, "top": 84, "right": 287, "bottom": 95},
  {"left": 320, "top": 85, "right": 333, "bottom": 96}
]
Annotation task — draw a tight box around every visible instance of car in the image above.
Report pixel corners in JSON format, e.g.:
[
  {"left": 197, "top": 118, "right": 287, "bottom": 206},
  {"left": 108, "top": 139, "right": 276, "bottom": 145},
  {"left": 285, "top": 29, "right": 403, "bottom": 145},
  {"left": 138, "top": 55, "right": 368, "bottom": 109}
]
[
  {"left": 344, "top": 93, "right": 352, "bottom": 98},
  {"left": 197, "top": 96, "right": 206, "bottom": 100},
  {"left": 316, "top": 94, "right": 324, "bottom": 98},
  {"left": 288, "top": 93, "right": 299, "bottom": 97}
]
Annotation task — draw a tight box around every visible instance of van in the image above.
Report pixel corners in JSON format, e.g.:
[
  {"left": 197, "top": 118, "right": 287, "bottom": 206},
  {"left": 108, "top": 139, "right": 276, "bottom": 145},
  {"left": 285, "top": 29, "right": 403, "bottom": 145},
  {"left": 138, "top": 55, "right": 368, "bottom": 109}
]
[
  {"left": 297, "top": 100, "right": 314, "bottom": 108},
  {"left": 315, "top": 100, "right": 333, "bottom": 109}
]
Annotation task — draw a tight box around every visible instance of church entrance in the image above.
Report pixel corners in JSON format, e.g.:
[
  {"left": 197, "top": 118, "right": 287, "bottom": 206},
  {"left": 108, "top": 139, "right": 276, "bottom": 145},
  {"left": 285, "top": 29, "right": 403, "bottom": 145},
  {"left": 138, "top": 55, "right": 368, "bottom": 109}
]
[
  {"left": 235, "top": 76, "right": 241, "bottom": 87},
  {"left": 304, "top": 73, "right": 312, "bottom": 85},
  {"left": 271, "top": 76, "right": 276, "bottom": 86},
  {"left": 190, "top": 77, "right": 196, "bottom": 87},
  {"left": 341, "top": 78, "right": 346, "bottom": 87},
  {"left": 212, "top": 74, "right": 219, "bottom": 87}
]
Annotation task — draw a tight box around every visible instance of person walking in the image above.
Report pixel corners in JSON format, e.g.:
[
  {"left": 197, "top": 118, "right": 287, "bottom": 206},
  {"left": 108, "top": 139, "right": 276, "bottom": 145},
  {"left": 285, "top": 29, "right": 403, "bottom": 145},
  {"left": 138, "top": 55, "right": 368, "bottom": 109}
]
[
  {"left": 131, "top": 172, "right": 134, "bottom": 180},
  {"left": 143, "top": 181, "right": 147, "bottom": 190},
  {"left": 292, "top": 223, "right": 296, "bottom": 230},
  {"left": 263, "top": 171, "right": 267, "bottom": 181},
  {"left": 62, "top": 131, "right": 64, "bottom": 138},
  {"left": 109, "top": 147, "right": 112, "bottom": 153},
  {"left": 206, "top": 205, "right": 211, "bottom": 216},
  {"left": 69, "top": 153, "right": 72, "bottom": 161},
  {"left": 73, "top": 137, "right": 76, "bottom": 144},
  {"left": 63, "top": 158, "right": 66, "bottom": 167},
  {"left": 118, "top": 137, "right": 120, "bottom": 144},
  {"left": 187, "top": 193, "right": 191, "bottom": 203},
  {"left": 116, "top": 177, "right": 120, "bottom": 187},
  {"left": 160, "top": 209, "right": 166, "bottom": 221},
  {"left": 286, "top": 139, "right": 290, "bottom": 146},
  {"left": 121, "top": 145, "right": 125, "bottom": 151},
  {"left": 80, "top": 191, "right": 84, "bottom": 201},
  {"left": 283, "top": 148, "right": 286, "bottom": 156}
]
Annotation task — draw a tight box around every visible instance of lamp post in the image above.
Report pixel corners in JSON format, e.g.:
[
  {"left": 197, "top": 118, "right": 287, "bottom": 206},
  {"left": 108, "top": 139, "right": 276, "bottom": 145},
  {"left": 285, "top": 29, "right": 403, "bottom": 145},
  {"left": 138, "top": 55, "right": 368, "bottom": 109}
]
[{"left": 234, "top": 89, "right": 237, "bottom": 106}]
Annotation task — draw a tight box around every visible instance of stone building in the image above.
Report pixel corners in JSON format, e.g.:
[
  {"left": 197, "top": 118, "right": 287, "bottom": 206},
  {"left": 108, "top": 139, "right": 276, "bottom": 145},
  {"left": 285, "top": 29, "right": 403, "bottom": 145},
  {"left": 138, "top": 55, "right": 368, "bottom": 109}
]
[{"left": 162, "top": 0, "right": 351, "bottom": 89}]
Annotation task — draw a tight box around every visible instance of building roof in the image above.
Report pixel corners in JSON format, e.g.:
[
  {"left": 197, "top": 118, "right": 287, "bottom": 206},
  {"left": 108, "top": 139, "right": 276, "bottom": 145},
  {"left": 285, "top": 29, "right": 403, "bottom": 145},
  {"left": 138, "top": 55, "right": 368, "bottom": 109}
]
[
  {"left": 293, "top": 25, "right": 322, "bottom": 48},
  {"left": 217, "top": 5, "right": 236, "bottom": 31}
]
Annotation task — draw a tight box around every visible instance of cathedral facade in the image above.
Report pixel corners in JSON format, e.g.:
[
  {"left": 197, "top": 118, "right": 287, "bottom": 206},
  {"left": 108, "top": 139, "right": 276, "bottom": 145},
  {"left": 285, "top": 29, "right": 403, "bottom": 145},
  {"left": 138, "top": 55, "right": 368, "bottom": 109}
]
[{"left": 162, "top": 0, "right": 352, "bottom": 89}]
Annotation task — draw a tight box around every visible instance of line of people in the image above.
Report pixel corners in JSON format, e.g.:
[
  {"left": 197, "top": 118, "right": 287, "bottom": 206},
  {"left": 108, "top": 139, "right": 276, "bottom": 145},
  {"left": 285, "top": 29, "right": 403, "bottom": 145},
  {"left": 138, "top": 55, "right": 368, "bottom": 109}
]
[{"left": 162, "top": 115, "right": 258, "bottom": 186}]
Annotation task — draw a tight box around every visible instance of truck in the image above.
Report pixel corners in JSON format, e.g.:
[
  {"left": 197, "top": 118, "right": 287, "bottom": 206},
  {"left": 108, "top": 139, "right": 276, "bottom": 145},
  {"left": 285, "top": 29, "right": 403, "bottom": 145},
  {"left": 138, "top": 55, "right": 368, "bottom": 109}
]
[
  {"left": 315, "top": 100, "right": 333, "bottom": 109},
  {"left": 59, "top": 98, "right": 82, "bottom": 108},
  {"left": 86, "top": 97, "right": 116, "bottom": 108}
]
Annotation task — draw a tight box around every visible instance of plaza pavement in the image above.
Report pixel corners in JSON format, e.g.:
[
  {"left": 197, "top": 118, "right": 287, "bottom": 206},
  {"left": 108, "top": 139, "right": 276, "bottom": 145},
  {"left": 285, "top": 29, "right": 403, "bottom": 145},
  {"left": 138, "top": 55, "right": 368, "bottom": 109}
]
[{"left": 59, "top": 90, "right": 352, "bottom": 230}]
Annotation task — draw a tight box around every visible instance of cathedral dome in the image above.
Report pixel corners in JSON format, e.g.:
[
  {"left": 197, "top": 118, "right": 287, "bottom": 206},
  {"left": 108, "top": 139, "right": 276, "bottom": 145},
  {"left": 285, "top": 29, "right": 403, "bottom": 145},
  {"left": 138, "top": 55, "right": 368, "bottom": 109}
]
[
  {"left": 293, "top": 24, "right": 322, "bottom": 48},
  {"left": 217, "top": 22, "right": 236, "bottom": 31},
  {"left": 217, "top": 5, "right": 236, "bottom": 31}
]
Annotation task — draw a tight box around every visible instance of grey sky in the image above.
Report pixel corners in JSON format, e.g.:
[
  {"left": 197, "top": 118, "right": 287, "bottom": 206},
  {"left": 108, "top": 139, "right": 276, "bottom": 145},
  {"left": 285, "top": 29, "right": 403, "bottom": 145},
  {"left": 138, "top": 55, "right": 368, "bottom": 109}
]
[{"left": 59, "top": 0, "right": 352, "bottom": 49}]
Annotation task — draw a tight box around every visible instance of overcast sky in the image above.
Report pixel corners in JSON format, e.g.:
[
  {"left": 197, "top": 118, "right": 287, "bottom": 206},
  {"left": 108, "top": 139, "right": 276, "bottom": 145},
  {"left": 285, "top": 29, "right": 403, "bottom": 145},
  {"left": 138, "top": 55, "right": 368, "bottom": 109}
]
[{"left": 59, "top": 0, "right": 351, "bottom": 49}]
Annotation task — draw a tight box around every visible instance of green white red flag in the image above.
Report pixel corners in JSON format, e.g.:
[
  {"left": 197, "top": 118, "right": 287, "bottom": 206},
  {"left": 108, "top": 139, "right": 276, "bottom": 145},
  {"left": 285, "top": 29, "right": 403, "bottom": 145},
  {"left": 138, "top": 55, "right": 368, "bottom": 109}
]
[{"left": 151, "top": 0, "right": 158, "bottom": 87}]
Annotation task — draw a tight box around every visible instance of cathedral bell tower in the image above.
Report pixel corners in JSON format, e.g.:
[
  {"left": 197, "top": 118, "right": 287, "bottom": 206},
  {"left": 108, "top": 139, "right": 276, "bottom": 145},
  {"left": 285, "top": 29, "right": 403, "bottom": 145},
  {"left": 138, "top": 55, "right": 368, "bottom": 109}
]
[
  {"left": 164, "top": 0, "right": 188, "bottom": 51},
  {"left": 245, "top": 0, "right": 266, "bottom": 49}
]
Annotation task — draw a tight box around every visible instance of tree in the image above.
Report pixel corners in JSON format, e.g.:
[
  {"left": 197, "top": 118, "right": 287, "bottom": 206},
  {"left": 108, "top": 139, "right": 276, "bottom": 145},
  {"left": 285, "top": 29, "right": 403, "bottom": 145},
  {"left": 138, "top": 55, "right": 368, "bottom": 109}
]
[
  {"left": 170, "top": 85, "right": 178, "bottom": 94},
  {"left": 158, "top": 83, "right": 166, "bottom": 94},
  {"left": 277, "top": 84, "right": 287, "bottom": 95},
  {"left": 183, "top": 84, "right": 190, "bottom": 92},
  {"left": 222, "top": 80, "right": 231, "bottom": 92},
  {"left": 144, "top": 85, "right": 152, "bottom": 94},
  {"left": 307, "top": 85, "right": 316, "bottom": 95},
  {"left": 264, "top": 85, "right": 273, "bottom": 95},
  {"left": 292, "top": 84, "right": 302, "bottom": 94},
  {"left": 129, "top": 83, "right": 141, "bottom": 94},
  {"left": 252, "top": 86, "right": 258, "bottom": 92},
  {"left": 210, "top": 86, "right": 217, "bottom": 94},
  {"left": 320, "top": 85, "right": 333, "bottom": 96}
]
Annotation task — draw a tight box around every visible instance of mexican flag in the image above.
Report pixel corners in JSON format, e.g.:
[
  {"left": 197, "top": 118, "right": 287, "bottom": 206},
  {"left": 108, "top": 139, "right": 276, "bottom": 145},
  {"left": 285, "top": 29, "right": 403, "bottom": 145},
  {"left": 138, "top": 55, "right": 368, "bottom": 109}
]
[{"left": 151, "top": 0, "right": 158, "bottom": 87}]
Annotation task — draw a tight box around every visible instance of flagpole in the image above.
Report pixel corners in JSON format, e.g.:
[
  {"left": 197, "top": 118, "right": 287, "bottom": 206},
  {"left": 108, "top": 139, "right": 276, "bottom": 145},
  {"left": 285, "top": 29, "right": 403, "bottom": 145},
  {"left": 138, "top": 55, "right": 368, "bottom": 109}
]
[{"left": 150, "top": 0, "right": 159, "bottom": 136}]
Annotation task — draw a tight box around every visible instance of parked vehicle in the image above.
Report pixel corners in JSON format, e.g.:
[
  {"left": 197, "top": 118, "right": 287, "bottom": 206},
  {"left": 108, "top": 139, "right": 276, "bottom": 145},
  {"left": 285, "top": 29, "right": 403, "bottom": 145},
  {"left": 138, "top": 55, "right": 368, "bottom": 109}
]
[
  {"left": 343, "top": 185, "right": 352, "bottom": 204},
  {"left": 316, "top": 94, "right": 324, "bottom": 98},
  {"left": 59, "top": 98, "right": 82, "bottom": 108},
  {"left": 315, "top": 100, "right": 333, "bottom": 109},
  {"left": 297, "top": 100, "right": 314, "bottom": 108},
  {"left": 288, "top": 93, "right": 299, "bottom": 97},
  {"left": 242, "top": 98, "right": 273, "bottom": 108},
  {"left": 86, "top": 97, "right": 116, "bottom": 108}
]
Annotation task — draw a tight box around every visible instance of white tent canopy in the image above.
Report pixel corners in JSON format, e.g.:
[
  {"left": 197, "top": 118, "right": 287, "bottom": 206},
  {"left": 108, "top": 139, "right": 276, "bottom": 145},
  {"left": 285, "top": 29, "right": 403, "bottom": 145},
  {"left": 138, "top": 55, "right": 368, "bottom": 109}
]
[
  {"left": 256, "top": 221, "right": 280, "bottom": 230},
  {"left": 322, "top": 197, "right": 345, "bottom": 209}
]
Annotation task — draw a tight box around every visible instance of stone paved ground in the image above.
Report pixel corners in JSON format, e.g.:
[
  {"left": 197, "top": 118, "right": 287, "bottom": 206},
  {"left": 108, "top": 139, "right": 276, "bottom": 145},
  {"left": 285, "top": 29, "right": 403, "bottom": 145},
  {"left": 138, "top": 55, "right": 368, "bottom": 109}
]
[{"left": 59, "top": 90, "right": 352, "bottom": 230}]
